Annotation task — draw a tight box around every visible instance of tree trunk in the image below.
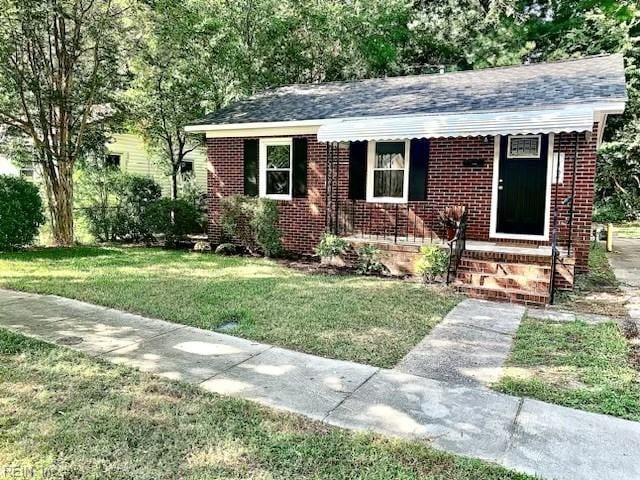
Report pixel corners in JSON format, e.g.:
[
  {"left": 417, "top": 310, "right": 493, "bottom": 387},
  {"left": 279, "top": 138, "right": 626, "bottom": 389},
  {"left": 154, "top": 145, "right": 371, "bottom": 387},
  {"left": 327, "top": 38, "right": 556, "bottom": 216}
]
[
  {"left": 42, "top": 157, "right": 75, "bottom": 246},
  {"left": 171, "top": 169, "right": 178, "bottom": 201}
]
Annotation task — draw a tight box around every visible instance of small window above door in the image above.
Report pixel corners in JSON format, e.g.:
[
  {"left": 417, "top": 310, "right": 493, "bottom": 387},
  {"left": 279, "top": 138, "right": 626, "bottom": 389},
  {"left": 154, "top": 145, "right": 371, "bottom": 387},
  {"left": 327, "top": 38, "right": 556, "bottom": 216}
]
[{"left": 507, "top": 135, "right": 541, "bottom": 158}]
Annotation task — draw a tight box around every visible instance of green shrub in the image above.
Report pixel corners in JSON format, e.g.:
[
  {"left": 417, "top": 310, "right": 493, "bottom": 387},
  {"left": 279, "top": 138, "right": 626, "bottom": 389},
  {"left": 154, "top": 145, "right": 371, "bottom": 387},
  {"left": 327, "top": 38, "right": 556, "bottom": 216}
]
[
  {"left": 355, "top": 244, "right": 386, "bottom": 275},
  {"left": 593, "top": 200, "right": 631, "bottom": 224},
  {"left": 315, "top": 233, "right": 349, "bottom": 257},
  {"left": 220, "top": 195, "right": 282, "bottom": 257},
  {"left": 415, "top": 245, "right": 449, "bottom": 283},
  {"left": 146, "top": 197, "right": 205, "bottom": 245},
  {"left": 0, "top": 175, "right": 45, "bottom": 250},
  {"left": 215, "top": 242, "right": 237, "bottom": 255},
  {"left": 83, "top": 173, "right": 162, "bottom": 242}
]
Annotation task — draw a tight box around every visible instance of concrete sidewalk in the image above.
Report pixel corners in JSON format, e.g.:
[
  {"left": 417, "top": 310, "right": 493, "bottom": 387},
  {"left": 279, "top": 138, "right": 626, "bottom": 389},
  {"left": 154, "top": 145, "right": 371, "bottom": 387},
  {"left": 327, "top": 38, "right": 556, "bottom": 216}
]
[
  {"left": 396, "top": 299, "right": 524, "bottom": 386},
  {"left": 1, "top": 288, "right": 639, "bottom": 480}
]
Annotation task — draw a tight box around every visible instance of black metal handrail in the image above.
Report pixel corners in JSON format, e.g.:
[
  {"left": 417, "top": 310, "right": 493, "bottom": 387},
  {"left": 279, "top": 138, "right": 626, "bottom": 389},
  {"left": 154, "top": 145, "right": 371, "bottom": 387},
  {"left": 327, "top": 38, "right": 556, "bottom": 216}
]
[
  {"left": 549, "top": 227, "right": 559, "bottom": 303},
  {"left": 446, "top": 211, "right": 468, "bottom": 284}
]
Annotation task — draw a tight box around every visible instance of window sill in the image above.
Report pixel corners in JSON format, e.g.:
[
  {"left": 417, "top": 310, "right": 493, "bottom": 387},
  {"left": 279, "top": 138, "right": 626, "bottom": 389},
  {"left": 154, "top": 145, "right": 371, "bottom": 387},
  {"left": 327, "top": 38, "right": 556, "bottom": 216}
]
[
  {"left": 262, "top": 194, "right": 292, "bottom": 201},
  {"left": 366, "top": 197, "right": 407, "bottom": 204}
]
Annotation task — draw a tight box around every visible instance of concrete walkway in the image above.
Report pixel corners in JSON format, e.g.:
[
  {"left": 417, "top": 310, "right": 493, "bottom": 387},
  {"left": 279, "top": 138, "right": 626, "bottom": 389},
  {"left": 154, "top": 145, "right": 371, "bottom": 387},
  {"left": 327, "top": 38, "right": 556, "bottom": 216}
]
[
  {"left": 609, "top": 235, "right": 640, "bottom": 322},
  {"left": 1, "top": 289, "right": 639, "bottom": 480},
  {"left": 396, "top": 299, "right": 524, "bottom": 386}
]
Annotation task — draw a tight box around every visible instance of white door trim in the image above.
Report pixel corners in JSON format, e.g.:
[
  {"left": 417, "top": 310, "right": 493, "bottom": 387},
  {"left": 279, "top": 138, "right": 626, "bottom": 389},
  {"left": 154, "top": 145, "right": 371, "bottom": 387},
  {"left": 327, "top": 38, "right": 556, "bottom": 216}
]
[{"left": 489, "top": 134, "right": 554, "bottom": 241}]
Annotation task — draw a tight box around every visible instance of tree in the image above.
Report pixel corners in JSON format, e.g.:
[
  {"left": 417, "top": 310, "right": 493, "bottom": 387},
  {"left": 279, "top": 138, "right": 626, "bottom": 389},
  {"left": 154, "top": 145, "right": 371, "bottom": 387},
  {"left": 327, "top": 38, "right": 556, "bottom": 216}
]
[
  {"left": 127, "top": 0, "right": 231, "bottom": 200},
  {"left": 0, "top": 0, "right": 132, "bottom": 244}
]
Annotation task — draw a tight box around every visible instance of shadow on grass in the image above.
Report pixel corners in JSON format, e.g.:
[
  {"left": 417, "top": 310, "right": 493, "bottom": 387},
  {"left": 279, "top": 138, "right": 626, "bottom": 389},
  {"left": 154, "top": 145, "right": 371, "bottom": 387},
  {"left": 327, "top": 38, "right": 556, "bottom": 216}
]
[
  {"left": 0, "top": 246, "right": 124, "bottom": 261},
  {"left": 0, "top": 329, "right": 531, "bottom": 480}
]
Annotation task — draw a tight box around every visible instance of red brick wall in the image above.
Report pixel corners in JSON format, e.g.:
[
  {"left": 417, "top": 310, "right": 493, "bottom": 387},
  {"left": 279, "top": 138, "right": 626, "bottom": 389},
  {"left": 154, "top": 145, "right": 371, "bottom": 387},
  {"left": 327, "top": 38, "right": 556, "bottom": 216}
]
[
  {"left": 207, "top": 135, "right": 330, "bottom": 254},
  {"left": 207, "top": 128, "right": 598, "bottom": 269},
  {"left": 550, "top": 125, "right": 599, "bottom": 272}
]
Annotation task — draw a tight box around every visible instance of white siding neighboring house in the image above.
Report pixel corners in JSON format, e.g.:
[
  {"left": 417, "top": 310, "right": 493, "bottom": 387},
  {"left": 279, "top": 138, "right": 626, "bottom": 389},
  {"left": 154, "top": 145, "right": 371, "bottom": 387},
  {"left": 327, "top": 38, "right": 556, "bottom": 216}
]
[
  {"left": 1, "top": 134, "right": 207, "bottom": 197},
  {"left": 0, "top": 153, "right": 38, "bottom": 180},
  {"left": 106, "top": 133, "right": 207, "bottom": 196}
]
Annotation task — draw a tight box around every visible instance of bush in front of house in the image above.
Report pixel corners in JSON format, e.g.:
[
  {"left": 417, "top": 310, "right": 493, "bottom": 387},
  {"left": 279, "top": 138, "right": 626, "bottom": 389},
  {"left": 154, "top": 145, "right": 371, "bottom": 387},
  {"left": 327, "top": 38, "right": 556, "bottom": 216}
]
[
  {"left": 415, "top": 244, "right": 449, "bottom": 283},
  {"left": 0, "top": 175, "right": 45, "bottom": 250},
  {"left": 220, "top": 195, "right": 282, "bottom": 257},
  {"left": 146, "top": 197, "right": 206, "bottom": 246},
  {"left": 315, "top": 233, "right": 349, "bottom": 259},
  {"left": 355, "top": 243, "right": 386, "bottom": 275},
  {"left": 83, "top": 173, "right": 162, "bottom": 242}
]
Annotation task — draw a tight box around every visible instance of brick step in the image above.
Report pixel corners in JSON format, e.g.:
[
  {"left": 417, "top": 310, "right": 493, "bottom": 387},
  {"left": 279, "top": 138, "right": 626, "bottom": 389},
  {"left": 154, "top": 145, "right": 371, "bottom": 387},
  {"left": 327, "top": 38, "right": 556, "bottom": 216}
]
[
  {"left": 458, "top": 258, "right": 551, "bottom": 277},
  {"left": 462, "top": 250, "right": 551, "bottom": 265},
  {"left": 454, "top": 282, "right": 549, "bottom": 306},
  {"left": 456, "top": 271, "right": 550, "bottom": 294}
]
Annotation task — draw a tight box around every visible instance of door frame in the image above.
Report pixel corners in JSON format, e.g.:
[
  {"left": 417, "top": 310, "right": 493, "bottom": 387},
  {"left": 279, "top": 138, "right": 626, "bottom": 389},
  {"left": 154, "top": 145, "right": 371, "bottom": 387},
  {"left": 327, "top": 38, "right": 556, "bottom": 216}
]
[{"left": 489, "top": 134, "right": 554, "bottom": 241}]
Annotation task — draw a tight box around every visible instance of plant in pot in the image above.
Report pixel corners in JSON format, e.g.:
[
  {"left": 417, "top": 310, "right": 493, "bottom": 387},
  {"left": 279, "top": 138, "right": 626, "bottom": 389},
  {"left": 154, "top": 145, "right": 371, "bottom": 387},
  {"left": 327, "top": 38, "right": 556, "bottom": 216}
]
[
  {"left": 315, "top": 233, "right": 349, "bottom": 267},
  {"left": 438, "top": 206, "right": 466, "bottom": 241}
]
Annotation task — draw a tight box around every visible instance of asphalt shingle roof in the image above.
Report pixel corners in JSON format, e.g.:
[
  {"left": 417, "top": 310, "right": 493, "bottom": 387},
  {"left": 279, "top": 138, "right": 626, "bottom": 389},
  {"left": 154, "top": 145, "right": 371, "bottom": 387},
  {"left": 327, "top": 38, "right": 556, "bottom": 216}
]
[{"left": 191, "top": 54, "right": 626, "bottom": 126}]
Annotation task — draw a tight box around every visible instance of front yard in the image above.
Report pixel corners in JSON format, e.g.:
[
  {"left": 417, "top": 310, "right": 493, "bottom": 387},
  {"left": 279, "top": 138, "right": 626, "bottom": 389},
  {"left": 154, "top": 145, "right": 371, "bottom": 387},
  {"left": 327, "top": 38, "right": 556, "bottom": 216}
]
[
  {"left": 556, "top": 242, "right": 625, "bottom": 316},
  {"left": 0, "top": 246, "right": 459, "bottom": 368},
  {"left": 495, "top": 316, "right": 640, "bottom": 421},
  {"left": 0, "top": 329, "right": 532, "bottom": 480}
]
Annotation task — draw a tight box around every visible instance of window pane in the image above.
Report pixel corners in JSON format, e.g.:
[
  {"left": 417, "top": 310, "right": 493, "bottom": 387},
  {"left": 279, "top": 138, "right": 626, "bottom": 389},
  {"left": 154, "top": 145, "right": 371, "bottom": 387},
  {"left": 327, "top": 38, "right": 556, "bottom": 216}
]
[
  {"left": 509, "top": 137, "right": 539, "bottom": 157},
  {"left": 373, "top": 170, "right": 404, "bottom": 197},
  {"left": 266, "top": 144, "right": 290, "bottom": 168},
  {"left": 180, "top": 160, "right": 194, "bottom": 176},
  {"left": 106, "top": 154, "right": 121, "bottom": 168},
  {"left": 266, "top": 170, "right": 290, "bottom": 195},
  {"left": 375, "top": 142, "right": 405, "bottom": 168}
]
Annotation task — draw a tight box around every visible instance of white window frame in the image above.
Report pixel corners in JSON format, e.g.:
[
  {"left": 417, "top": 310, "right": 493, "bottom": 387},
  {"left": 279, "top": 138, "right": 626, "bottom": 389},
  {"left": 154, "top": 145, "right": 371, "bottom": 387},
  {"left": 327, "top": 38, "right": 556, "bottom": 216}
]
[
  {"left": 259, "top": 137, "right": 293, "bottom": 201},
  {"left": 506, "top": 134, "right": 541, "bottom": 159},
  {"left": 366, "top": 139, "right": 411, "bottom": 204},
  {"left": 551, "top": 152, "right": 565, "bottom": 184}
]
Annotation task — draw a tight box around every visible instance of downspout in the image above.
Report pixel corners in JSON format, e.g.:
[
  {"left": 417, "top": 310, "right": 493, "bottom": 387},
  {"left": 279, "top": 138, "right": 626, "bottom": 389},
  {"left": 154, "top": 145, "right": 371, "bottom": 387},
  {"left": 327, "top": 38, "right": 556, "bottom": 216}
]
[
  {"left": 567, "top": 132, "right": 580, "bottom": 256},
  {"left": 334, "top": 142, "right": 340, "bottom": 234},
  {"left": 324, "top": 143, "right": 330, "bottom": 231}
]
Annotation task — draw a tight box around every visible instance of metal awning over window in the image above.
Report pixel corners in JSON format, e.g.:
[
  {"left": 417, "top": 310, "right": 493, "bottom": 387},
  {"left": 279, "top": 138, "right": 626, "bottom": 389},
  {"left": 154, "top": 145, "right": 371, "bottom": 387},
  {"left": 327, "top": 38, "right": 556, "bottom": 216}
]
[{"left": 316, "top": 106, "right": 595, "bottom": 142}]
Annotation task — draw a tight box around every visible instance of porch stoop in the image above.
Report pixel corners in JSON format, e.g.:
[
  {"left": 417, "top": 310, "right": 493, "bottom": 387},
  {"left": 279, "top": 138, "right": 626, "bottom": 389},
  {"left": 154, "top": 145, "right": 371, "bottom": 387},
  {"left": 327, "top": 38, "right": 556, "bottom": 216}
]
[{"left": 453, "top": 249, "right": 573, "bottom": 306}]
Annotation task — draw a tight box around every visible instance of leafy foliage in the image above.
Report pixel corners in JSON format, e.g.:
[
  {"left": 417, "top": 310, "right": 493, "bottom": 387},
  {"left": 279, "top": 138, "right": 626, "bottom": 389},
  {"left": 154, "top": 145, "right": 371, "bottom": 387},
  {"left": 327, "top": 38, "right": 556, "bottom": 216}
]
[
  {"left": 315, "top": 233, "right": 349, "bottom": 258},
  {"left": 0, "top": 0, "right": 133, "bottom": 244},
  {"left": 415, "top": 245, "right": 449, "bottom": 283},
  {"left": 0, "top": 174, "right": 44, "bottom": 250},
  {"left": 220, "top": 195, "right": 282, "bottom": 257},
  {"left": 81, "top": 172, "right": 162, "bottom": 243},
  {"left": 146, "top": 197, "right": 206, "bottom": 246},
  {"left": 355, "top": 244, "right": 387, "bottom": 275}
]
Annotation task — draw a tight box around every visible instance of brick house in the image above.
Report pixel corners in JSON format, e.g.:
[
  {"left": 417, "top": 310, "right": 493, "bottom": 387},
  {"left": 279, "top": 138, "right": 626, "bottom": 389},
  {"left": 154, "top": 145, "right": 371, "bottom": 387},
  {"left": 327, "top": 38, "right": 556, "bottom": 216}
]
[{"left": 186, "top": 55, "right": 626, "bottom": 304}]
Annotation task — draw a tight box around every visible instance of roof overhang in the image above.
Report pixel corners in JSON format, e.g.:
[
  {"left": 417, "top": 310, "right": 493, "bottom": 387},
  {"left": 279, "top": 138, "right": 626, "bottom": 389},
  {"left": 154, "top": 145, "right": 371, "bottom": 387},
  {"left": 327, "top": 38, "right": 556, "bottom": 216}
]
[
  {"left": 184, "top": 102, "right": 625, "bottom": 140},
  {"left": 316, "top": 104, "right": 624, "bottom": 143}
]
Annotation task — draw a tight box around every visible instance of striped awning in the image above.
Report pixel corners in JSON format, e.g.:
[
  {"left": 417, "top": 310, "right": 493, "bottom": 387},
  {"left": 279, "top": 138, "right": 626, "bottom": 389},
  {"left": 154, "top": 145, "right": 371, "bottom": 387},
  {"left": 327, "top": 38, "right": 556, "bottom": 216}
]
[{"left": 316, "top": 106, "right": 595, "bottom": 142}]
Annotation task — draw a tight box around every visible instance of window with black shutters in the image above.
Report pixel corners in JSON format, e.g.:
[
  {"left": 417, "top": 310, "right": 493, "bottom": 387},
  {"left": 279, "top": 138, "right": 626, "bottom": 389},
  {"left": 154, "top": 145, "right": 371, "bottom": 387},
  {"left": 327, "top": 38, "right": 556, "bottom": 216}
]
[
  {"left": 259, "top": 138, "right": 292, "bottom": 200},
  {"left": 366, "top": 140, "right": 410, "bottom": 203}
]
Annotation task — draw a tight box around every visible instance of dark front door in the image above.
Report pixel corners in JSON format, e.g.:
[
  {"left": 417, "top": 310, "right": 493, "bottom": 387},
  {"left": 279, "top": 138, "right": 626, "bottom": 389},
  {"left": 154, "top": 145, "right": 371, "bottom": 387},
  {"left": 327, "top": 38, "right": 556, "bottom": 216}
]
[{"left": 496, "top": 135, "right": 548, "bottom": 236}]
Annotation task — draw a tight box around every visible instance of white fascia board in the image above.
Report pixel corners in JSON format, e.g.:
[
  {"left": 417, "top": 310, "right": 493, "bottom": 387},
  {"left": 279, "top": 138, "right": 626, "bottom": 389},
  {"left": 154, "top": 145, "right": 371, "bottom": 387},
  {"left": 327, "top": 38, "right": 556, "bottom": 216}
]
[
  {"left": 184, "top": 101, "right": 626, "bottom": 137},
  {"left": 184, "top": 119, "right": 326, "bottom": 133}
]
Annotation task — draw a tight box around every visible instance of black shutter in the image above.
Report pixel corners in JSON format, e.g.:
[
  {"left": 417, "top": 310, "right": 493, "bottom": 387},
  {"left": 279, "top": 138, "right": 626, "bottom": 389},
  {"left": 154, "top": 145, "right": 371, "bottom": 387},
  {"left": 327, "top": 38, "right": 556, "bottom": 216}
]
[
  {"left": 243, "top": 139, "right": 258, "bottom": 197},
  {"left": 292, "top": 137, "right": 308, "bottom": 197},
  {"left": 408, "top": 138, "right": 429, "bottom": 201},
  {"left": 348, "top": 140, "right": 367, "bottom": 199}
]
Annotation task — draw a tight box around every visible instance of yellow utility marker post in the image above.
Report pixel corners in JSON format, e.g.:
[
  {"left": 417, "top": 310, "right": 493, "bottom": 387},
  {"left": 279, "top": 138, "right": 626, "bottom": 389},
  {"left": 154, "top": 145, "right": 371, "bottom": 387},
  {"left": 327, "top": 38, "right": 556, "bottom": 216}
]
[{"left": 607, "top": 223, "right": 614, "bottom": 252}]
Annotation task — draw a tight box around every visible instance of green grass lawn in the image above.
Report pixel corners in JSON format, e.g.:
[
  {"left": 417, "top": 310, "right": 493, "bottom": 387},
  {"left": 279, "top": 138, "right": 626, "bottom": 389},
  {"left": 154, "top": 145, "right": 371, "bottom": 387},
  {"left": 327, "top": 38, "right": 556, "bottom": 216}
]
[
  {"left": 0, "top": 329, "right": 531, "bottom": 480},
  {"left": 0, "top": 246, "right": 459, "bottom": 368},
  {"left": 494, "top": 317, "right": 640, "bottom": 421}
]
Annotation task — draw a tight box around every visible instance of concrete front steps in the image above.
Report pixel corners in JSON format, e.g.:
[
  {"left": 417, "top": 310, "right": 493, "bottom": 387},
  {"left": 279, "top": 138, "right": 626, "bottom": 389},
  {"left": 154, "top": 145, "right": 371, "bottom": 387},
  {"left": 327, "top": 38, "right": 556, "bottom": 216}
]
[{"left": 454, "top": 250, "right": 553, "bottom": 306}]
